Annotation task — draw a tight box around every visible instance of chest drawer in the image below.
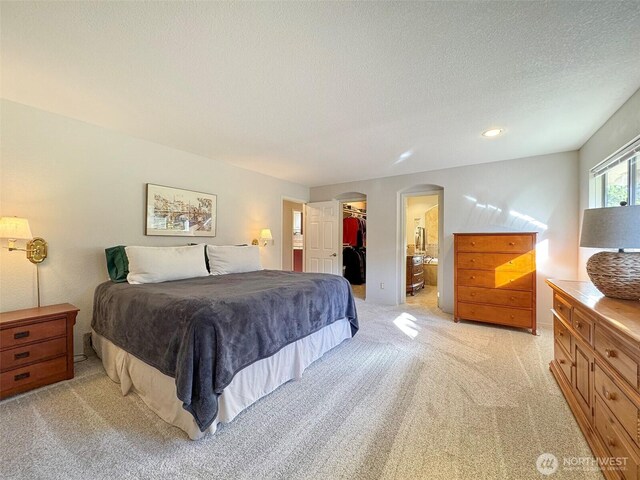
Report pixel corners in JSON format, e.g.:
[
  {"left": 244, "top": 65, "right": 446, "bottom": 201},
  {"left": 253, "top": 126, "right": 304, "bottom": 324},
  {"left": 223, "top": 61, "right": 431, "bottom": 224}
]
[
  {"left": 456, "top": 235, "right": 534, "bottom": 253},
  {"left": 594, "top": 396, "right": 640, "bottom": 480},
  {"left": 457, "top": 269, "right": 534, "bottom": 291},
  {"left": 595, "top": 364, "right": 640, "bottom": 447},
  {"left": 457, "top": 286, "right": 532, "bottom": 308},
  {"left": 554, "top": 339, "right": 572, "bottom": 384},
  {"left": 595, "top": 329, "right": 639, "bottom": 390},
  {"left": 573, "top": 308, "right": 594, "bottom": 346},
  {"left": 554, "top": 317, "right": 571, "bottom": 354},
  {"left": 457, "top": 302, "right": 533, "bottom": 328},
  {"left": 456, "top": 252, "right": 534, "bottom": 272},
  {"left": 553, "top": 293, "right": 572, "bottom": 326},
  {"left": 0, "top": 356, "right": 67, "bottom": 393},
  {"left": 0, "top": 337, "right": 67, "bottom": 372},
  {"left": 0, "top": 317, "right": 66, "bottom": 349}
]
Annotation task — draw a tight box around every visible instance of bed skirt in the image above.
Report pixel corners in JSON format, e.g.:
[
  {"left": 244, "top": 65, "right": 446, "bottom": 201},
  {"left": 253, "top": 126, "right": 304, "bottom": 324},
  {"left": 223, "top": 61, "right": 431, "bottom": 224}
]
[{"left": 91, "top": 317, "right": 352, "bottom": 440}]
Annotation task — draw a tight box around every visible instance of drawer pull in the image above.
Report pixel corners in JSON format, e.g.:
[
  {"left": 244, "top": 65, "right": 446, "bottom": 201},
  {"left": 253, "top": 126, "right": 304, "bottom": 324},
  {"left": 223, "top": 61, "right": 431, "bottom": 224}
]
[
  {"left": 14, "top": 331, "right": 30, "bottom": 340},
  {"left": 603, "top": 389, "right": 616, "bottom": 401},
  {"left": 14, "top": 372, "right": 30, "bottom": 381},
  {"left": 605, "top": 349, "right": 616, "bottom": 358},
  {"left": 14, "top": 351, "right": 30, "bottom": 360},
  {"left": 470, "top": 276, "right": 476, "bottom": 280},
  {"left": 508, "top": 242, "right": 515, "bottom": 246},
  {"left": 471, "top": 242, "right": 476, "bottom": 246},
  {"left": 575, "top": 321, "right": 581, "bottom": 329},
  {"left": 558, "top": 331, "right": 563, "bottom": 337},
  {"left": 470, "top": 259, "right": 475, "bottom": 263},
  {"left": 606, "top": 436, "right": 616, "bottom": 448},
  {"left": 470, "top": 293, "right": 476, "bottom": 297},
  {"left": 508, "top": 261, "right": 513, "bottom": 265},
  {"left": 559, "top": 359, "right": 565, "bottom": 365},
  {"left": 510, "top": 296, "right": 515, "bottom": 301},
  {"left": 510, "top": 315, "right": 515, "bottom": 319}
]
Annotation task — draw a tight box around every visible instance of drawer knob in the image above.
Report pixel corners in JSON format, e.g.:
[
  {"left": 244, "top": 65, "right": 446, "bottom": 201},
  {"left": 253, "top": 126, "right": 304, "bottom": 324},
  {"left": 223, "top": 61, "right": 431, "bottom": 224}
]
[
  {"left": 14, "top": 372, "right": 30, "bottom": 381},
  {"left": 471, "top": 242, "right": 476, "bottom": 246},
  {"left": 558, "top": 331, "right": 563, "bottom": 337},
  {"left": 14, "top": 331, "right": 30, "bottom": 340},
  {"left": 508, "top": 261, "right": 513, "bottom": 265},
  {"left": 604, "top": 389, "right": 616, "bottom": 401},
  {"left": 470, "top": 293, "right": 476, "bottom": 297},
  {"left": 508, "top": 242, "right": 515, "bottom": 246},
  {"left": 510, "top": 315, "right": 515, "bottom": 319},
  {"left": 575, "top": 321, "right": 581, "bottom": 329},
  {"left": 559, "top": 359, "right": 565, "bottom": 365},
  {"left": 606, "top": 436, "right": 616, "bottom": 447},
  {"left": 470, "top": 276, "right": 476, "bottom": 280},
  {"left": 605, "top": 349, "right": 616, "bottom": 358},
  {"left": 14, "top": 351, "right": 30, "bottom": 360},
  {"left": 470, "top": 259, "right": 475, "bottom": 263}
]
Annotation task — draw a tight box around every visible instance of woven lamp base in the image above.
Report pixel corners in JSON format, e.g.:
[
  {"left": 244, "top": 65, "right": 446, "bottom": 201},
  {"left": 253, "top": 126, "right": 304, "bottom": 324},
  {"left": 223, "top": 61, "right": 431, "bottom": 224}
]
[{"left": 586, "top": 251, "right": 640, "bottom": 301}]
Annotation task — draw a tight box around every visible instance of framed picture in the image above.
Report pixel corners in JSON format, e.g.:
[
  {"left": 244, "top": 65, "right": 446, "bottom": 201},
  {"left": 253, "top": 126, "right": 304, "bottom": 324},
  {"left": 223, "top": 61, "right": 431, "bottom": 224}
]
[{"left": 145, "top": 184, "right": 217, "bottom": 237}]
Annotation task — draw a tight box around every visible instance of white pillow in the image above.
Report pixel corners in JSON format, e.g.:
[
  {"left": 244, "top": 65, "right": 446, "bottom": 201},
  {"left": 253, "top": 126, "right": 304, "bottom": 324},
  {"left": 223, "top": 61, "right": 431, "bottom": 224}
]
[
  {"left": 125, "top": 245, "right": 209, "bottom": 284},
  {"left": 206, "top": 245, "right": 262, "bottom": 275}
]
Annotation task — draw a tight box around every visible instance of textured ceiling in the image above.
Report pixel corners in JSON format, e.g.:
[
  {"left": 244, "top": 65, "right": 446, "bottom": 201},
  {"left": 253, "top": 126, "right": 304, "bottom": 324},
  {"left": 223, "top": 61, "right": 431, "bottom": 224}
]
[{"left": 2, "top": 2, "right": 640, "bottom": 187}]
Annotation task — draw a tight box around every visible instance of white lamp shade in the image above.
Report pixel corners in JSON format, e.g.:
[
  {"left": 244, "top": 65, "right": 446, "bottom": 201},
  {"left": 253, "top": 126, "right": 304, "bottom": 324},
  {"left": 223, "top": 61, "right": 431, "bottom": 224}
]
[
  {"left": 580, "top": 205, "right": 640, "bottom": 249},
  {"left": 260, "top": 228, "right": 273, "bottom": 241},
  {"left": 0, "top": 217, "right": 33, "bottom": 240}
]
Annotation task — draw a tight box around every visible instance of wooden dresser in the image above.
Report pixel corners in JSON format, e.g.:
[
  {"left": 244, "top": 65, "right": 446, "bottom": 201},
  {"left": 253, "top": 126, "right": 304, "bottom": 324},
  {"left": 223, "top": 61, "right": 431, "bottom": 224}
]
[
  {"left": 548, "top": 280, "right": 640, "bottom": 480},
  {"left": 0, "top": 303, "right": 78, "bottom": 399},
  {"left": 454, "top": 232, "right": 537, "bottom": 335},
  {"left": 406, "top": 254, "right": 425, "bottom": 295}
]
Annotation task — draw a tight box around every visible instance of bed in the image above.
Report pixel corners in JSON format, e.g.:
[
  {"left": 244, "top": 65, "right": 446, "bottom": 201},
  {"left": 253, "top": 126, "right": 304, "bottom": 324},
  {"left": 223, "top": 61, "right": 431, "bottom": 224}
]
[{"left": 91, "top": 269, "right": 358, "bottom": 440}]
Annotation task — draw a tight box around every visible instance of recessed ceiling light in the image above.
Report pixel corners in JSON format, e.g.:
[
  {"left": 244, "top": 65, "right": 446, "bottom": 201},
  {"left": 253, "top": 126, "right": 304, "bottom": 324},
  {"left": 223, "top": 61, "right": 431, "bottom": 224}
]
[{"left": 482, "top": 128, "right": 504, "bottom": 138}]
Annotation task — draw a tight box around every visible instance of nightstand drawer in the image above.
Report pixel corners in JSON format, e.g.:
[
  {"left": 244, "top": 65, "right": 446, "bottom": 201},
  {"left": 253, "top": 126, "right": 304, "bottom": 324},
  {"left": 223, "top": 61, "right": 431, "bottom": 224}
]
[
  {"left": 0, "top": 337, "right": 67, "bottom": 372},
  {"left": 0, "top": 356, "right": 67, "bottom": 393},
  {"left": 0, "top": 317, "right": 66, "bottom": 349}
]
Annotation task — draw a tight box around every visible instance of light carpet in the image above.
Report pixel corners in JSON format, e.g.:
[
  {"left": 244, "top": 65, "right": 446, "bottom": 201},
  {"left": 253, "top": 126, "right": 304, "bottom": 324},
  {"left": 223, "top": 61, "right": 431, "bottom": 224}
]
[{"left": 0, "top": 299, "right": 602, "bottom": 480}]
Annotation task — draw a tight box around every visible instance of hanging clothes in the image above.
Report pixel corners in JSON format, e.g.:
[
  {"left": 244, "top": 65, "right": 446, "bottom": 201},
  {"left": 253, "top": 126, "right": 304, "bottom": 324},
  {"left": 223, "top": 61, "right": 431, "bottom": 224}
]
[
  {"left": 343, "top": 246, "right": 366, "bottom": 285},
  {"left": 343, "top": 216, "right": 366, "bottom": 247}
]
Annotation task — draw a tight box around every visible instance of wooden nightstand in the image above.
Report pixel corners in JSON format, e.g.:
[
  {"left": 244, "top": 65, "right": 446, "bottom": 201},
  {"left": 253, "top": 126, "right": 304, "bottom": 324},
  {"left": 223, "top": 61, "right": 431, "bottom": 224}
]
[{"left": 0, "top": 303, "right": 79, "bottom": 399}]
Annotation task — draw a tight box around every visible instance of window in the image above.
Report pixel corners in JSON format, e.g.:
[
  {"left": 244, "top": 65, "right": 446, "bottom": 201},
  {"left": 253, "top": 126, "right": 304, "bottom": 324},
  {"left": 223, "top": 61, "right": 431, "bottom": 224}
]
[{"left": 592, "top": 138, "right": 640, "bottom": 207}]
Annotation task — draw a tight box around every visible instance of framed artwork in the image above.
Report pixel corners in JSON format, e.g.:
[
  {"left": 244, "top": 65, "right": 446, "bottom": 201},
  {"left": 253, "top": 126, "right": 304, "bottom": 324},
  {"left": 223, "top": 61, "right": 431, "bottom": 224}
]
[{"left": 145, "top": 184, "right": 217, "bottom": 237}]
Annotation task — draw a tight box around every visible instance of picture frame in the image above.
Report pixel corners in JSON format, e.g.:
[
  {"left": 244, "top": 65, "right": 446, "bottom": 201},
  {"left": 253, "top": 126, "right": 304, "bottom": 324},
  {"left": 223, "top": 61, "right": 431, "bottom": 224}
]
[{"left": 145, "top": 183, "right": 217, "bottom": 237}]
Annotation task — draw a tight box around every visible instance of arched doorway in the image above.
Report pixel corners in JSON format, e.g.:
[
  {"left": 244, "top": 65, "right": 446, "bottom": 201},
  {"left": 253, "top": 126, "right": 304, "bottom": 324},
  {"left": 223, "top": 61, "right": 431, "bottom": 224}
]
[{"left": 336, "top": 192, "right": 367, "bottom": 300}]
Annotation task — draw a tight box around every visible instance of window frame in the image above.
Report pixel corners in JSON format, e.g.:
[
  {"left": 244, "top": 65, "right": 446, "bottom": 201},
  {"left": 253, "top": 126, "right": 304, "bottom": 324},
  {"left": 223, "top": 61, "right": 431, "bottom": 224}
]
[{"left": 592, "top": 136, "right": 640, "bottom": 208}]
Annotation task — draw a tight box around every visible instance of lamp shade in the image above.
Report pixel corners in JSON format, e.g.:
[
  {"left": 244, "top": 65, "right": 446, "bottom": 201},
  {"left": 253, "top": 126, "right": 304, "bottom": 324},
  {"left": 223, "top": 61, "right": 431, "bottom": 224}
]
[
  {"left": 260, "top": 228, "right": 273, "bottom": 240},
  {"left": 580, "top": 205, "right": 640, "bottom": 249},
  {"left": 0, "top": 217, "right": 32, "bottom": 240}
]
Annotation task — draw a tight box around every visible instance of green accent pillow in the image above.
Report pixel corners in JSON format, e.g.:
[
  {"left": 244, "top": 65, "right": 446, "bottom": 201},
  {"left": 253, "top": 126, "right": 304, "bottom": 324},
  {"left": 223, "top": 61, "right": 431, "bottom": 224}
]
[{"left": 105, "top": 246, "right": 129, "bottom": 283}]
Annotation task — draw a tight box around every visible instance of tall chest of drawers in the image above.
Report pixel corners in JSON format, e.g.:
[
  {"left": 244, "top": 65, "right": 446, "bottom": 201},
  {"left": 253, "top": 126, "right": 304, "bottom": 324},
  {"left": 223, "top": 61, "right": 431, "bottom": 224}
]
[
  {"left": 454, "top": 232, "right": 537, "bottom": 335},
  {"left": 406, "top": 254, "right": 425, "bottom": 295},
  {"left": 0, "top": 303, "right": 78, "bottom": 399},
  {"left": 548, "top": 280, "right": 640, "bottom": 480}
]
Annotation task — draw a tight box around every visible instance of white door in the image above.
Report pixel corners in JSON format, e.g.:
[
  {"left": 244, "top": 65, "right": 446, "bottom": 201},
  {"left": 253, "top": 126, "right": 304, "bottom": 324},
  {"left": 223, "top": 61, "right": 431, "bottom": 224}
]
[{"left": 305, "top": 201, "right": 340, "bottom": 274}]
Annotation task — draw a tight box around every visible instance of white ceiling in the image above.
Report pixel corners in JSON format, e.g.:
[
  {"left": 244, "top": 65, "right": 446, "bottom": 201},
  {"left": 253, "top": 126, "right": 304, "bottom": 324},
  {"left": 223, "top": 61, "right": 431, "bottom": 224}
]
[{"left": 2, "top": 2, "right": 639, "bottom": 187}]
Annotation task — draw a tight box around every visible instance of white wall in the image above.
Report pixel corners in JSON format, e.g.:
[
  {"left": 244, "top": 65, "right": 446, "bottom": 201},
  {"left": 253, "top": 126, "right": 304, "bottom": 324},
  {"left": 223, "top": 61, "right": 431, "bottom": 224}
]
[
  {"left": 0, "top": 100, "right": 309, "bottom": 352},
  {"left": 578, "top": 88, "right": 640, "bottom": 279},
  {"left": 311, "top": 151, "right": 580, "bottom": 326}
]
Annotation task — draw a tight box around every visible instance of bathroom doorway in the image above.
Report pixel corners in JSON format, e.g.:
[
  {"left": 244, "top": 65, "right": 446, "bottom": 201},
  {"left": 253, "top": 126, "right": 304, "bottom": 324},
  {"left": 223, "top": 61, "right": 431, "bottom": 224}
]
[
  {"left": 403, "top": 192, "right": 442, "bottom": 309},
  {"left": 282, "top": 199, "right": 305, "bottom": 272}
]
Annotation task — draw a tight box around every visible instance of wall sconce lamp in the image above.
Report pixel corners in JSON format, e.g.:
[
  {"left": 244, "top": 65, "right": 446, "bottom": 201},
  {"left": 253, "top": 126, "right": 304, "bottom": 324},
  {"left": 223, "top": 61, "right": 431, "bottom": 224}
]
[
  {"left": 252, "top": 228, "right": 273, "bottom": 247},
  {"left": 0, "top": 217, "right": 48, "bottom": 307}
]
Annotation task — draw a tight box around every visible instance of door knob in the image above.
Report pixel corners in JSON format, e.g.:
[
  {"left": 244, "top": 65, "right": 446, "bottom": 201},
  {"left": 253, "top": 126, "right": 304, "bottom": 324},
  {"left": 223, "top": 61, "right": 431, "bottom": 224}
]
[{"left": 330, "top": 253, "right": 337, "bottom": 257}]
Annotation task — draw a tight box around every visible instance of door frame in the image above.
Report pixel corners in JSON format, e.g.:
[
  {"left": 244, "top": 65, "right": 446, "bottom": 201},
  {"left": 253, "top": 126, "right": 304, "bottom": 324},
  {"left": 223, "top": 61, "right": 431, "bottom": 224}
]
[
  {"left": 281, "top": 196, "right": 307, "bottom": 271},
  {"left": 398, "top": 190, "right": 444, "bottom": 306}
]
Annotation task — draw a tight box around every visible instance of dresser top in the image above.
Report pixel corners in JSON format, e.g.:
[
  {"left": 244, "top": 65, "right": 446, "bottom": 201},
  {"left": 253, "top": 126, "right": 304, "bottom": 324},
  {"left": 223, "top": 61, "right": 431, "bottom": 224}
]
[
  {"left": 0, "top": 303, "right": 79, "bottom": 326},
  {"left": 546, "top": 280, "right": 640, "bottom": 343}
]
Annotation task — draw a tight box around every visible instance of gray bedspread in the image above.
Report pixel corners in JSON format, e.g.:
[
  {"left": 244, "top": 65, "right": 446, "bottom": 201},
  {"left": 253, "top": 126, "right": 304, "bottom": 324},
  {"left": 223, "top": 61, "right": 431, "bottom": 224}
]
[{"left": 91, "top": 270, "right": 358, "bottom": 432}]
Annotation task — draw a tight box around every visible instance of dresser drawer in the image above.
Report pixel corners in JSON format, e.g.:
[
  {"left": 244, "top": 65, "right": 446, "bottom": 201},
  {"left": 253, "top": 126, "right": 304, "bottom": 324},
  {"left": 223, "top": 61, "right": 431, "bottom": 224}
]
[
  {"left": 553, "top": 293, "right": 572, "bottom": 326},
  {"left": 456, "top": 252, "right": 534, "bottom": 272},
  {"left": 595, "top": 329, "right": 639, "bottom": 390},
  {"left": 554, "top": 317, "right": 571, "bottom": 354},
  {"left": 595, "top": 364, "right": 640, "bottom": 447},
  {"left": 554, "top": 339, "right": 572, "bottom": 384},
  {"left": 573, "top": 308, "right": 594, "bottom": 346},
  {"left": 0, "top": 317, "right": 66, "bottom": 349},
  {"left": 457, "top": 269, "right": 534, "bottom": 291},
  {"left": 457, "top": 302, "right": 533, "bottom": 328},
  {"left": 456, "top": 235, "right": 533, "bottom": 253},
  {"left": 0, "top": 356, "right": 67, "bottom": 393},
  {"left": 594, "top": 396, "right": 640, "bottom": 480},
  {"left": 0, "top": 337, "right": 67, "bottom": 372},
  {"left": 457, "top": 286, "right": 532, "bottom": 308}
]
